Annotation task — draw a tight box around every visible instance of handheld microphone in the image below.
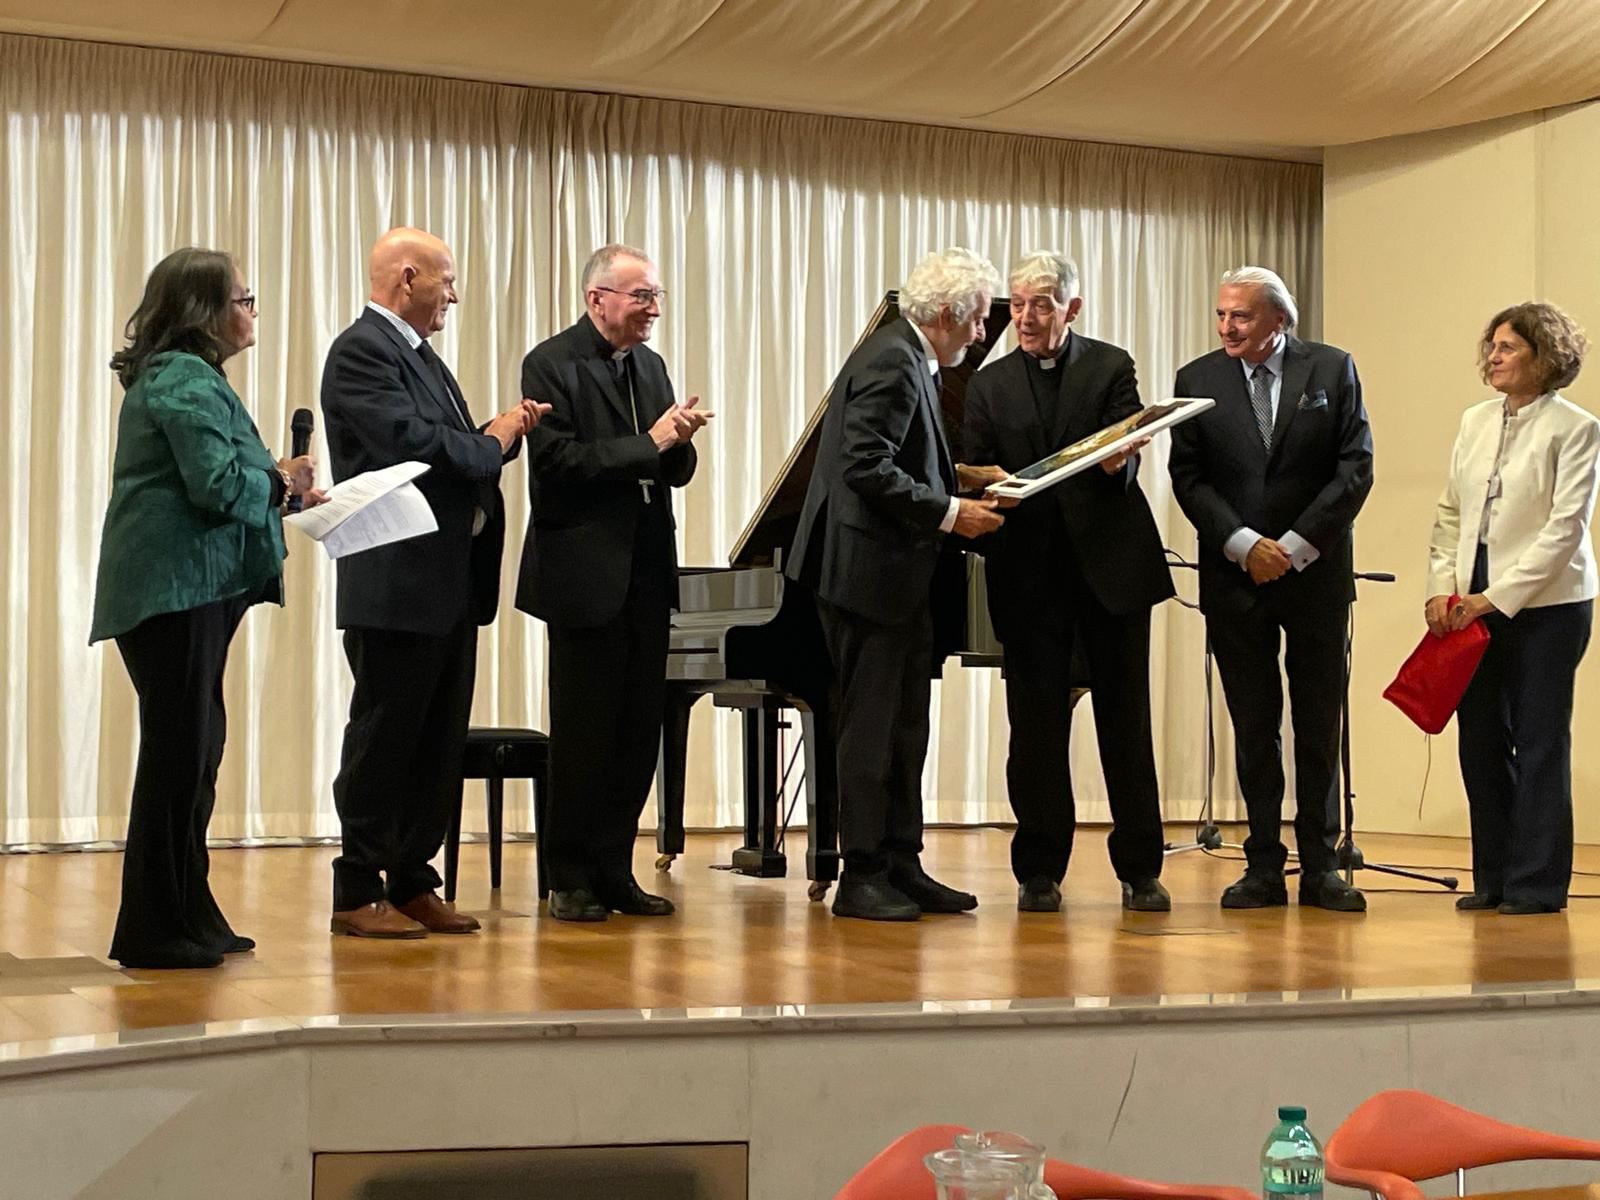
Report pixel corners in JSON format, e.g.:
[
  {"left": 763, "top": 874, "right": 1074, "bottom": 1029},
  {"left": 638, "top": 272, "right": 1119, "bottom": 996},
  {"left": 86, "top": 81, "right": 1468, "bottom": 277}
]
[
  {"left": 286, "top": 408, "right": 315, "bottom": 514},
  {"left": 1356, "top": 570, "right": 1397, "bottom": 583}
]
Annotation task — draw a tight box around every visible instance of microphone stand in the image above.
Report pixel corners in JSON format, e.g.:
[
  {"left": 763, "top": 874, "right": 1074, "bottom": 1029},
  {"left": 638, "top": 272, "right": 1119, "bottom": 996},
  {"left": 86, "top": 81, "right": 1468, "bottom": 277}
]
[
  {"left": 1162, "top": 551, "right": 1245, "bottom": 860},
  {"left": 1336, "top": 570, "right": 1458, "bottom": 891},
  {"left": 1160, "top": 554, "right": 1457, "bottom": 892}
]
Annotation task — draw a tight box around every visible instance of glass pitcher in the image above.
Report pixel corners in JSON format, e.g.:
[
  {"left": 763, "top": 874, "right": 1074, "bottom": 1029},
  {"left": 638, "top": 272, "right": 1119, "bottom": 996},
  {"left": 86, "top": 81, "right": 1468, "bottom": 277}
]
[
  {"left": 923, "top": 1148, "right": 1030, "bottom": 1200},
  {"left": 954, "top": 1130, "right": 1058, "bottom": 1200}
]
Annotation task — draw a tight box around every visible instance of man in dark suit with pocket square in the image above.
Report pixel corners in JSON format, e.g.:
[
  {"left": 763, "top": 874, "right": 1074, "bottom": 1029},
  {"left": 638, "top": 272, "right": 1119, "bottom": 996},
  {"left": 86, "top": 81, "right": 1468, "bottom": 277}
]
[
  {"left": 964, "top": 252, "right": 1175, "bottom": 915},
  {"left": 322, "top": 227, "right": 545, "bottom": 938},
  {"left": 1168, "top": 266, "right": 1374, "bottom": 912},
  {"left": 517, "top": 244, "right": 706, "bottom": 922}
]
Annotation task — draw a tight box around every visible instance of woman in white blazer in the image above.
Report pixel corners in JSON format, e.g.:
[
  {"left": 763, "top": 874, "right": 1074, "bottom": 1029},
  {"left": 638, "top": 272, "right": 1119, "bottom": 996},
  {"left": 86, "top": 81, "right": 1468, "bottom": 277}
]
[{"left": 1426, "top": 301, "right": 1596, "bottom": 914}]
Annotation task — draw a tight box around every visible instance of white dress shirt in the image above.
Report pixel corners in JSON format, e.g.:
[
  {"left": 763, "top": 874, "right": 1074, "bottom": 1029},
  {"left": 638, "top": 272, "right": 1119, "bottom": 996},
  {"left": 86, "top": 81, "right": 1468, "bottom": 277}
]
[
  {"left": 907, "top": 322, "right": 961, "bottom": 534},
  {"left": 1222, "top": 336, "right": 1318, "bottom": 572},
  {"left": 1428, "top": 392, "right": 1600, "bottom": 617},
  {"left": 365, "top": 301, "right": 487, "bottom": 535},
  {"left": 366, "top": 300, "right": 421, "bottom": 350}
]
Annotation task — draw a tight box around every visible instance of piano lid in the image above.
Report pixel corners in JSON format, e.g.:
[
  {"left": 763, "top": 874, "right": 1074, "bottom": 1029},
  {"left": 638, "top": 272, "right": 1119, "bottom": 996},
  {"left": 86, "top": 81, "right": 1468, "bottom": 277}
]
[{"left": 729, "top": 291, "right": 1013, "bottom": 568}]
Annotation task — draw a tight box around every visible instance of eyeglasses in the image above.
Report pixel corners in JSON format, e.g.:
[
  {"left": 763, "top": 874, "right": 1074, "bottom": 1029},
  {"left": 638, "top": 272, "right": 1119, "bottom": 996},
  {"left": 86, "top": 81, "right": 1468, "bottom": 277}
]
[
  {"left": 233, "top": 293, "right": 257, "bottom": 314},
  {"left": 595, "top": 285, "right": 667, "bottom": 306}
]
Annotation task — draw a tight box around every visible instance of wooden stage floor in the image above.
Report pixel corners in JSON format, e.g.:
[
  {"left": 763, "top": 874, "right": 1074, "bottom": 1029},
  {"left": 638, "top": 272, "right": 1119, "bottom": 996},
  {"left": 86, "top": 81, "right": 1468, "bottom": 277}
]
[{"left": 2, "top": 827, "right": 1599, "bottom": 1045}]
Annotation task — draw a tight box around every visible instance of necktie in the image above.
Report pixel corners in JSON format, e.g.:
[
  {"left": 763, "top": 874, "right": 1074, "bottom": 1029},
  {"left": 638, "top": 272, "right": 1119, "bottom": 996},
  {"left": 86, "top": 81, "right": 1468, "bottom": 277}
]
[
  {"left": 1250, "top": 362, "right": 1274, "bottom": 452},
  {"left": 418, "top": 341, "right": 471, "bottom": 430}
]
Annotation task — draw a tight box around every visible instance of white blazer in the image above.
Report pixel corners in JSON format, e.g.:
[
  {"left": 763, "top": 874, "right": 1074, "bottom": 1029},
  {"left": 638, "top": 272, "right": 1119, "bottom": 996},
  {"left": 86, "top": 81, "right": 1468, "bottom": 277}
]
[{"left": 1428, "top": 392, "right": 1600, "bottom": 617}]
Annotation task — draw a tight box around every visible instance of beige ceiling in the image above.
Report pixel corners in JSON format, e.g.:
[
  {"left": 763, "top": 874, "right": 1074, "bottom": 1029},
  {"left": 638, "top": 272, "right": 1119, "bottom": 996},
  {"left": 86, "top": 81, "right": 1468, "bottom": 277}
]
[{"left": 3, "top": 0, "right": 1598, "bottom": 161}]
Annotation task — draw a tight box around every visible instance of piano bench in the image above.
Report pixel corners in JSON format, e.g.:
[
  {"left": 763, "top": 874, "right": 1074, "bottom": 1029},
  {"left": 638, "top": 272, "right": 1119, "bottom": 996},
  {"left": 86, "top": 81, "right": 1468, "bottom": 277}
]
[{"left": 444, "top": 726, "right": 551, "bottom": 904}]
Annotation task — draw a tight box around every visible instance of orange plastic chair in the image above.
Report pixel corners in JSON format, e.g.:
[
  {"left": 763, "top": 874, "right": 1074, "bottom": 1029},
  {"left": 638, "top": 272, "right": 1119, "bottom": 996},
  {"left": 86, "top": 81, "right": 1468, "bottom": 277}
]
[
  {"left": 834, "top": 1123, "right": 1255, "bottom": 1200},
  {"left": 835, "top": 1124, "right": 972, "bottom": 1199},
  {"left": 1326, "top": 1089, "right": 1600, "bottom": 1200}
]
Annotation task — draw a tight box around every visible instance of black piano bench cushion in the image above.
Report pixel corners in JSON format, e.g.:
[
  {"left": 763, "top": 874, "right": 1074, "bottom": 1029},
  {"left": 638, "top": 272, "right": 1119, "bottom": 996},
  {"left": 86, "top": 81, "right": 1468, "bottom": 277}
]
[{"left": 461, "top": 727, "right": 550, "bottom": 780}]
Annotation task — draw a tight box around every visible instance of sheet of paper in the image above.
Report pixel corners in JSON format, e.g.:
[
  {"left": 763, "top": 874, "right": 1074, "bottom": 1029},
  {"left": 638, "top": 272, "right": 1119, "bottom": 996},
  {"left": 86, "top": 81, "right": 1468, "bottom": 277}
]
[{"left": 283, "top": 461, "right": 437, "bottom": 559}]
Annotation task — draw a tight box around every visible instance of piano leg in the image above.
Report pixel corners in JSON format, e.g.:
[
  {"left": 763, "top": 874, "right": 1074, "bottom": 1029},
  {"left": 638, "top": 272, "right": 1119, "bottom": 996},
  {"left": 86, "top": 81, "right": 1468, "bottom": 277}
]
[
  {"left": 798, "top": 703, "right": 840, "bottom": 897},
  {"left": 654, "top": 684, "right": 701, "bottom": 872},
  {"left": 728, "top": 697, "right": 788, "bottom": 878}
]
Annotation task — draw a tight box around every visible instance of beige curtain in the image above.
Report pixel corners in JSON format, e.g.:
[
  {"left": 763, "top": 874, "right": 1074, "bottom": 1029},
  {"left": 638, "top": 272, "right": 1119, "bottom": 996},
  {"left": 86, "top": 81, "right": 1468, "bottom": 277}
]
[{"left": 0, "top": 32, "right": 1320, "bottom": 846}]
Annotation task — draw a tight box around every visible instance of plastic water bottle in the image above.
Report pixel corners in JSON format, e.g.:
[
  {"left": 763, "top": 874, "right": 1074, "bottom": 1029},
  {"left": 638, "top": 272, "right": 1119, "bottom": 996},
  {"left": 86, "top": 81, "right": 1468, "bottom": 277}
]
[{"left": 1261, "top": 1106, "right": 1324, "bottom": 1200}]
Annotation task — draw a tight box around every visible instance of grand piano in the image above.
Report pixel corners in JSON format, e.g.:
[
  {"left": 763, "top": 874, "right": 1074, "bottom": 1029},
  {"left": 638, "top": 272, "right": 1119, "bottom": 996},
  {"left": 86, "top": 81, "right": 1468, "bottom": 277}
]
[{"left": 655, "top": 291, "right": 1012, "bottom": 898}]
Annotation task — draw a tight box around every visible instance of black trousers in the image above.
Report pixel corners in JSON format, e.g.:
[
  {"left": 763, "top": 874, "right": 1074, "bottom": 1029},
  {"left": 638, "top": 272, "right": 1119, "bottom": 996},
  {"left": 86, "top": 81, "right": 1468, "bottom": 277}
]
[
  {"left": 111, "top": 594, "right": 250, "bottom": 963},
  {"left": 332, "top": 622, "right": 477, "bottom": 910},
  {"left": 1206, "top": 596, "right": 1345, "bottom": 877},
  {"left": 1457, "top": 549, "right": 1592, "bottom": 906},
  {"left": 816, "top": 595, "right": 932, "bottom": 878},
  {"left": 1001, "top": 598, "right": 1165, "bottom": 887},
  {"left": 544, "top": 565, "right": 673, "bottom": 894}
]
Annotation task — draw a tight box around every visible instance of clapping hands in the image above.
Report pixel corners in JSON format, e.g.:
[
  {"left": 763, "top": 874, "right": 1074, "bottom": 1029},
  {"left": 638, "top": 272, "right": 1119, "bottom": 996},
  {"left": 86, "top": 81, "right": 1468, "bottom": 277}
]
[
  {"left": 649, "top": 394, "right": 713, "bottom": 451},
  {"left": 487, "top": 399, "right": 552, "bottom": 452}
]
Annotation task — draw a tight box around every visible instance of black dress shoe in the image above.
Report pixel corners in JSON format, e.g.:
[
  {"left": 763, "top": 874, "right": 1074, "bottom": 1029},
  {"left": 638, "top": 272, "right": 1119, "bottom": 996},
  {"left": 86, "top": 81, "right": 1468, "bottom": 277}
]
[
  {"left": 547, "top": 887, "right": 609, "bottom": 922},
  {"left": 888, "top": 861, "right": 977, "bottom": 913},
  {"left": 1299, "top": 871, "right": 1367, "bottom": 913},
  {"left": 1455, "top": 892, "right": 1502, "bottom": 911},
  {"left": 1220, "top": 871, "right": 1288, "bottom": 909},
  {"left": 113, "top": 940, "right": 225, "bottom": 970},
  {"left": 1122, "top": 878, "right": 1172, "bottom": 912},
  {"left": 221, "top": 935, "right": 256, "bottom": 954},
  {"left": 832, "top": 878, "right": 921, "bottom": 921},
  {"left": 1497, "top": 899, "right": 1562, "bottom": 915},
  {"left": 1018, "top": 878, "right": 1062, "bottom": 913},
  {"left": 599, "top": 879, "right": 676, "bottom": 917}
]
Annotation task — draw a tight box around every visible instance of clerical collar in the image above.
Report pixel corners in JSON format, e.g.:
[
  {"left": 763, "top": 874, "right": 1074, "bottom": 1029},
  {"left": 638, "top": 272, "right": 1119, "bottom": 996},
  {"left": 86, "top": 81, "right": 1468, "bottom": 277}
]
[
  {"left": 583, "top": 313, "right": 631, "bottom": 363},
  {"left": 1027, "top": 333, "right": 1070, "bottom": 371}
]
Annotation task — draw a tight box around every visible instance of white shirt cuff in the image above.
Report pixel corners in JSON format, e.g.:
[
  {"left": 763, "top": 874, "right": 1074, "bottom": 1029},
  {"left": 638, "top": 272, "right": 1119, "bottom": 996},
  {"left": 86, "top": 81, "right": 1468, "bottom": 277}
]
[
  {"left": 939, "top": 497, "right": 960, "bottom": 534},
  {"left": 1280, "top": 530, "right": 1320, "bottom": 571},
  {"left": 1224, "top": 526, "right": 1262, "bottom": 570}
]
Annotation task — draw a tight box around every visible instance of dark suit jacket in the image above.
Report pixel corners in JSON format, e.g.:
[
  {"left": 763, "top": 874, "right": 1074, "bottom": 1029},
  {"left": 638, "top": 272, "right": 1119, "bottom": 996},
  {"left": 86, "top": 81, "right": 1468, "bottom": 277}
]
[
  {"left": 321, "top": 308, "right": 512, "bottom": 635},
  {"left": 786, "top": 318, "right": 955, "bottom": 626},
  {"left": 1168, "top": 336, "right": 1374, "bottom": 617},
  {"left": 515, "top": 314, "right": 696, "bottom": 629},
  {"left": 963, "top": 334, "right": 1174, "bottom": 640}
]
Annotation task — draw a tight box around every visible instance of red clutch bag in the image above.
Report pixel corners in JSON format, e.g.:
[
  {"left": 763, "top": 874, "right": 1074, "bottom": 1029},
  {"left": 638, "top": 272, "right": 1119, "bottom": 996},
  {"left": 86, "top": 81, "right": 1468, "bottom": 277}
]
[{"left": 1382, "top": 595, "right": 1491, "bottom": 734}]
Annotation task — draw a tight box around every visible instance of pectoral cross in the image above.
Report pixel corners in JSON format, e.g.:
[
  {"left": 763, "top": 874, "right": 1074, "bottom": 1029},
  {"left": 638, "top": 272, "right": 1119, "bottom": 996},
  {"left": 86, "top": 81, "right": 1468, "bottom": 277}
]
[{"left": 639, "top": 479, "right": 653, "bottom": 504}]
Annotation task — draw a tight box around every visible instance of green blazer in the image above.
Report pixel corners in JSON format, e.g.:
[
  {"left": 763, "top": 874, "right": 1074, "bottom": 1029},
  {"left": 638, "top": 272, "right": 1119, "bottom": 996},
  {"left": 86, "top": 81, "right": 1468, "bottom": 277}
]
[{"left": 90, "top": 351, "right": 287, "bottom": 643}]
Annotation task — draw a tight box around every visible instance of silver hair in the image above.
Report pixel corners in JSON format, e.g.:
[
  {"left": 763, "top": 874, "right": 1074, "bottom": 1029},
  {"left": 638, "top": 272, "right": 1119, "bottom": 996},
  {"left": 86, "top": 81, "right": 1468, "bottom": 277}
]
[
  {"left": 899, "top": 248, "right": 1002, "bottom": 324},
  {"left": 1008, "top": 251, "right": 1081, "bottom": 303},
  {"left": 581, "top": 243, "right": 653, "bottom": 292},
  {"left": 1220, "top": 266, "right": 1298, "bottom": 331}
]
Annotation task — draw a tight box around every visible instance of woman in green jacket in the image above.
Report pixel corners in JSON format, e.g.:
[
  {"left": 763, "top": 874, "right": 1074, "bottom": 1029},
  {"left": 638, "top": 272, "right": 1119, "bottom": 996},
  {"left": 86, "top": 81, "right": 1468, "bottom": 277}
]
[{"left": 91, "top": 247, "right": 326, "bottom": 969}]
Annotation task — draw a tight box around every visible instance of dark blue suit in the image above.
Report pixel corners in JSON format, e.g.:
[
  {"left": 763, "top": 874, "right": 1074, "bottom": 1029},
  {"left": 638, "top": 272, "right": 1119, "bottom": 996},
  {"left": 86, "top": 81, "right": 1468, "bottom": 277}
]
[
  {"left": 1168, "top": 335, "right": 1373, "bottom": 876},
  {"left": 321, "top": 308, "right": 513, "bottom": 910},
  {"left": 787, "top": 318, "right": 954, "bottom": 877}
]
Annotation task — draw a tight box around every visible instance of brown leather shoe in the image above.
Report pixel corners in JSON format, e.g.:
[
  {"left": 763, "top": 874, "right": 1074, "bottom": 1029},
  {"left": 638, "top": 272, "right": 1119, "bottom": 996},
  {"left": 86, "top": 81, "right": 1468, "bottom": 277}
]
[
  {"left": 330, "top": 900, "right": 427, "bottom": 939},
  {"left": 395, "top": 891, "right": 481, "bottom": 934}
]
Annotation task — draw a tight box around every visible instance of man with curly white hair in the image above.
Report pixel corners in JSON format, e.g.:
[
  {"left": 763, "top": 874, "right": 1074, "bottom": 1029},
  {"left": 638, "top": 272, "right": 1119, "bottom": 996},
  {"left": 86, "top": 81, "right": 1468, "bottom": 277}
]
[{"left": 787, "top": 247, "right": 1008, "bottom": 921}]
